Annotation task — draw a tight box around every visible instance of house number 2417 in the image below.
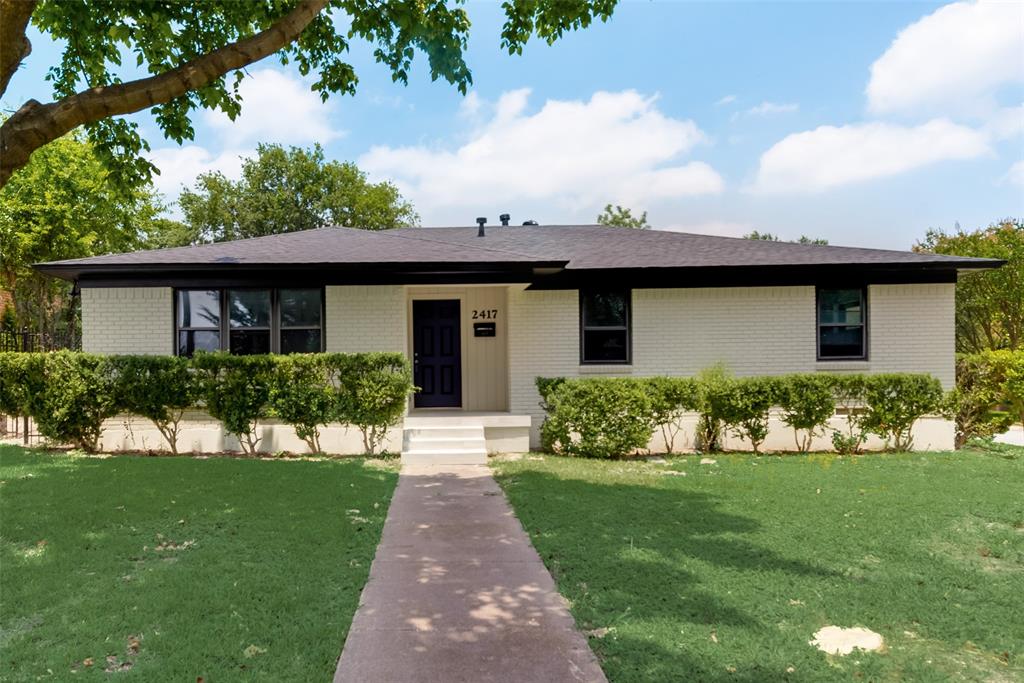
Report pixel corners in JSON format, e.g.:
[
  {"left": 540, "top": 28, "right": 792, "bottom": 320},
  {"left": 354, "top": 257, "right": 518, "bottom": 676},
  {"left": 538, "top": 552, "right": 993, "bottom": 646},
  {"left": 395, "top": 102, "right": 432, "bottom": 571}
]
[{"left": 472, "top": 309, "right": 498, "bottom": 320}]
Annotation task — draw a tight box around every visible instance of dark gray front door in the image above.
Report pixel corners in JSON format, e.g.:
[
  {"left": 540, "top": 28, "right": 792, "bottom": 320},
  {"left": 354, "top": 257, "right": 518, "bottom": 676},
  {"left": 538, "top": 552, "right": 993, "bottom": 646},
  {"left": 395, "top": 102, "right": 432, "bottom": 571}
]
[{"left": 413, "top": 299, "right": 462, "bottom": 408}]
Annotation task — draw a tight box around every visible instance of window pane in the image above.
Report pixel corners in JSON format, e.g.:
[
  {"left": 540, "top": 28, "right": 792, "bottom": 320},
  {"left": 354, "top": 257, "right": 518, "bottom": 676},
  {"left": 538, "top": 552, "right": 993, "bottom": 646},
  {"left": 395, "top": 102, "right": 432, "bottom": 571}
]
[
  {"left": 229, "top": 290, "right": 271, "bottom": 328},
  {"left": 177, "top": 290, "right": 220, "bottom": 328},
  {"left": 819, "top": 289, "right": 862, "bottom": 325},
  {"left": 178, "top": 330, "right": 220, "bottom": 356},
  {"left": 819, "top": 325, "right": 864, "bottom": 358},
  {"left": 280, "top": 289, "right": 321, "bottom": 327},
  {"left": 583, "top": 329, "right": 628, "bottom": 363},
  {"left": 583, "top": 291, "right": 627, "bottom": 327},
  {"left": 281, "top": 329, "right": 322, "bottom": 354},
  {"left": 230, "top": 330, "right": 271, "bottom": 355}
]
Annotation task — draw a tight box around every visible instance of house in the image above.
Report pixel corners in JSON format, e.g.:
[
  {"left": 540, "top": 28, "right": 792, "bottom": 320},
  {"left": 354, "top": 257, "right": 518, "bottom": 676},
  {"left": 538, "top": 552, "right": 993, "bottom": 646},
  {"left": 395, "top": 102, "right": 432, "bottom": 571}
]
[{"left": 35, "top": 223, "right": 999, "bottom": 457}]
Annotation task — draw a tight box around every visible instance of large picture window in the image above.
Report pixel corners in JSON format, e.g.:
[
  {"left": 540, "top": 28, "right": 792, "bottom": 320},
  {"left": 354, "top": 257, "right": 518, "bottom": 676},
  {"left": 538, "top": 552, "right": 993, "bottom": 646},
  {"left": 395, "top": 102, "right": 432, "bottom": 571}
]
[
  {"left": 817, "top": 287, "right": 867, "bottom": 359},
  {"left": 580, "top": 290, "right": 631, "bottom": 364},
  {"left": 174, "top": 288, "right": 323, "bottom": 356}
]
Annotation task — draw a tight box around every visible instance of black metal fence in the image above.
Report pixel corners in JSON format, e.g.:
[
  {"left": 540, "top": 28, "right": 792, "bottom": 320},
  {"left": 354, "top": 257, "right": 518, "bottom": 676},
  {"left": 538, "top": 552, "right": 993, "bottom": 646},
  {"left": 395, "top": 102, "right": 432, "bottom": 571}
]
[
  {"left": 0, "top": 413, "right": 39, "bottom": 446},
  {"left": 0, "top": 328, "right": 80, "bottom": 353}
]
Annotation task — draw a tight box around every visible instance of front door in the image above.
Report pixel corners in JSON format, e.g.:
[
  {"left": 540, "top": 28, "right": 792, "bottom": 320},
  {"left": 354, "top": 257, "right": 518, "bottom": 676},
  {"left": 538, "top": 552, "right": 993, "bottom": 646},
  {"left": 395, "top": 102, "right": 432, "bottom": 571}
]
[{"left": 413, "top": 299, "right": 462, "bottom": 408}]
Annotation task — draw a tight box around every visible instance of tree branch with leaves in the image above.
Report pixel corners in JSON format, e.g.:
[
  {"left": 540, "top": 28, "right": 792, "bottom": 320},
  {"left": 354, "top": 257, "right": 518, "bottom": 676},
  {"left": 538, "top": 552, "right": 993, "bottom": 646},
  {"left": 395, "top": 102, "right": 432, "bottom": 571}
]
[{"left": 0, "top": 0, "right": 618, "bottom": 189}]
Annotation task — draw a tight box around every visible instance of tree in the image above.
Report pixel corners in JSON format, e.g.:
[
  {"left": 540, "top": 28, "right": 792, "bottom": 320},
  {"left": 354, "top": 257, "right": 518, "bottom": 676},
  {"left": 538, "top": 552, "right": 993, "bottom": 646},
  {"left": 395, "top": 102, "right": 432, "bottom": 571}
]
[
  {"left": 597, "top": 204, "right": 650, "bottom": 229},
  {"left": 0, "top": 1, "right": 619, "bottom": 189},
  {"left": 161, "top": 143, "right": 417, "bottom": 246},
  {"left": 743, "top": 230, "right": 828, "bottom": 245},
  {"left": 915, "top": 218, "right": 1023, "bottom": 352},
  {"left": 0, "top": 130, "right": 164, "bottom": 334}
]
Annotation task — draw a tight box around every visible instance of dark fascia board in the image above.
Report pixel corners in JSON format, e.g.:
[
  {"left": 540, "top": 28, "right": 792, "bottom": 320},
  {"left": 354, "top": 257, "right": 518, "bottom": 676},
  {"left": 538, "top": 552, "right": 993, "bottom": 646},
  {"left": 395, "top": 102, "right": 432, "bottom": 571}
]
[
  {"left": 35, "top": 259, "right": 569, "bottom": 284},
  {"left": 42, "top": 257, "right": 1002, "bottom": 290},
  {"left": 525, "top": 262, "right": 990, "bottom": 290}
]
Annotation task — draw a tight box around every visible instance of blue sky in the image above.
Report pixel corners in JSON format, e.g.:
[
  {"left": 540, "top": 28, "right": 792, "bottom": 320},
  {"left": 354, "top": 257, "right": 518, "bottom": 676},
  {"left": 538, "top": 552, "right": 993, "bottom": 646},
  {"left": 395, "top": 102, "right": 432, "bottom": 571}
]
[{"left": 3, "top": 1, "right": 1022, "bottom": 249}]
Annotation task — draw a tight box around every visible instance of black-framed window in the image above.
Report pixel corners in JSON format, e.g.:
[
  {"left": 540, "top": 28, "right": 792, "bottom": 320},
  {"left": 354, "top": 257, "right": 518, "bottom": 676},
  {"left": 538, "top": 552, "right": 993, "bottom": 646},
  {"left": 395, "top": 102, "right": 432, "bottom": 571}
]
[
  {"left": 279, "top": 288, "right": 323, "bottom": 354},
  {"left": 177, "top": 289, "right": 221, "bottom": 357},
  {"left": 817, "top": 287, "right": 867, "bottom": 360},
  {"left": 174, "top": 288, "right": 324, "bottom": 356},
  {"left": 580, "top": 289, "right": 631, "bottom": 364}
]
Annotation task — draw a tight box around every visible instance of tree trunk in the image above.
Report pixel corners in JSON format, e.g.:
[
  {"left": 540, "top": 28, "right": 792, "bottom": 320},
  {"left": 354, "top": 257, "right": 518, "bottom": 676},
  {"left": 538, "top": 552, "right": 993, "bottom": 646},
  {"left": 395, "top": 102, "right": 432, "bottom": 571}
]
[
  {"left": 0, "top": 0, "right": 36, "bottom": 96},
  {"left": 0, "top": 0, "right": 328, "bottom": 188}
]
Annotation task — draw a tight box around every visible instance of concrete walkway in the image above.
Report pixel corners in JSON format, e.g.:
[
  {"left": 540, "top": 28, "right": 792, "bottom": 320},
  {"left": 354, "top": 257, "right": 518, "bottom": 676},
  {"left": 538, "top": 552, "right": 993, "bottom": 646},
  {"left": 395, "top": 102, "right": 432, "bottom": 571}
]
[{"left": 334, "top": 464, "right": 607, "bottom": 683}]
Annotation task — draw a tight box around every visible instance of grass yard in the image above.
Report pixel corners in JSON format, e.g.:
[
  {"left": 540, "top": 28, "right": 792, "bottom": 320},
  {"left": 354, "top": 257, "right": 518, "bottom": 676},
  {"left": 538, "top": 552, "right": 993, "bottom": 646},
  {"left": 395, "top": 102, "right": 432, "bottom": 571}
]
[
  {"left": 494, "top": 449, "right": 1024, "bottom": 682},
  {"left": 0, "top": 445, "right": 397, "bottom": 681}
]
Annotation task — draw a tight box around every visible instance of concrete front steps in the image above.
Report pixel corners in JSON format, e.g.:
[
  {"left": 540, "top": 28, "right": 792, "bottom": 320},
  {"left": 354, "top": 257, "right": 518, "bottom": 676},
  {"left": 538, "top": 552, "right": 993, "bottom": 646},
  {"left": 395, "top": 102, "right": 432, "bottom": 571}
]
[
  {"left": 400, "top": 412, "right": 532, "bottom": 465},
  {"left": 401, "top": 424, "right": 488, "bottom": 465}
]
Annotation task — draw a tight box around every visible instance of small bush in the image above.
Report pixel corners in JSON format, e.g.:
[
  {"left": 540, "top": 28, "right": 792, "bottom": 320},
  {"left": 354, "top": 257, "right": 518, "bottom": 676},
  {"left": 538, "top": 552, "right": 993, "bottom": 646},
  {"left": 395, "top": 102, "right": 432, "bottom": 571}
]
[
  {"left": 860, "top": 374, "right": 944, "bottom": 451},
  {"left": 109, "top": 355, "right": 197, "bottom": 454},
  {"left": 192, "top": 352, "right": 275, "bottom": 454},
  {"left": 693, "top": 364, "right": 731, "bottom": 452},
  {"left": 33, "top": 351, "right": 119, "bottom": 452},
  {"left": 269, "top": 354, "right": 335, "bottom": 454},
  {"left": 333, "top": 353, "right": 414, "bottom": 455},
  {"left": 537, "top": 377, "right": 654, "bottom": 458},
  {"left": 779, "top": 374, "right": 837, "bottom": 452},
  {"left": 0, "top": 352, "right": 46, "bottom": 417},
  {"left": 708, "top": 376, "right": 781, "bottom": 455},
  {"left": 829, "top": 374, "right": 868, "bottom": 454},
  {"left": 645, "top": 376, "right": 699, "bottom": 453},
  {"left": 948, "top": 353, "right": 1015, "bottom": 448}
]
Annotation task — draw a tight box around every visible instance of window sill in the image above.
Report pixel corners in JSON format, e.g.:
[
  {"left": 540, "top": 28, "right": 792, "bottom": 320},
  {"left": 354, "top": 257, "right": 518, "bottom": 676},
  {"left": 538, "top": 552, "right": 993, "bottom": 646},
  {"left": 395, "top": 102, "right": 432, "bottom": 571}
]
[{"left": 579, "top": 364, "right": 634, "bottom": 375}]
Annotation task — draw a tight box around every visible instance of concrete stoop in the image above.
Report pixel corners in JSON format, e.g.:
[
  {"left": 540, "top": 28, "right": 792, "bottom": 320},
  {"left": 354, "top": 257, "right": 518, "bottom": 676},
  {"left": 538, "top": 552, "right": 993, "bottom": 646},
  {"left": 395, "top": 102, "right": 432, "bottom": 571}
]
[{"left": 401, "top": 421, "right": 488, "bottom": 465}]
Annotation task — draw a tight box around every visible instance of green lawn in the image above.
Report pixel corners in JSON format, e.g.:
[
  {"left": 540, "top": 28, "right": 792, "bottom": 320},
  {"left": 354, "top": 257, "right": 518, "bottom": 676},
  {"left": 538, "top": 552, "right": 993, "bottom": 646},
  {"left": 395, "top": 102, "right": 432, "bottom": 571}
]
[
  {"left": 493, "top": 450, "right": 1024, "bottom": 682},
  {"left": 0, "top": 445, "right": 397, "bottom": 681}
]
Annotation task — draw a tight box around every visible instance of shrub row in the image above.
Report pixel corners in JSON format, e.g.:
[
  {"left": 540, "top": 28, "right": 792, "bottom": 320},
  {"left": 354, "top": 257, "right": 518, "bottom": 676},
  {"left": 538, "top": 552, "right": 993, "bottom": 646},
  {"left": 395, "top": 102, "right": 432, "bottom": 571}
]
[
  {"left": 949, "top": 350, "right": 1024, "bottom": 447},
  {"left": 0, "top": 351, "right": 414, "bottom": 455},
  {"left": 536, "top": 371, "right": 947, "bottom": 458}
]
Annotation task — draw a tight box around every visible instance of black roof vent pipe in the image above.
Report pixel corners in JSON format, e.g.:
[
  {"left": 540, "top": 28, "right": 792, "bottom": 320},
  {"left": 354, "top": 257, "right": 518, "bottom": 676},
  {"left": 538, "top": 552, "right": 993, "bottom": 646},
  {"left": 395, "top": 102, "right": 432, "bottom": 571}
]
[
  {"left": 476, "top": 217, "right": 487, "bottom": 237},
  {"left": 499, "top": 213, "right": 510, "bottom": 226},
  {"left": 522, "top": 220, "right": 539, "bottom": 226}
]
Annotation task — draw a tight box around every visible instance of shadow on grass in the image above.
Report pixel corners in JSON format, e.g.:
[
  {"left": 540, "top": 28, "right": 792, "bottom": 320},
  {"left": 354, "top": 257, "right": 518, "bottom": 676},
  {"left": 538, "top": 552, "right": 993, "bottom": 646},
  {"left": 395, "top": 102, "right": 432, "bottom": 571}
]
[
  {"left": 497, "top": 468, "right": 839, "bottom": 682},
  {"left": 0, "top": 446, "right": 398, "bottom": 681}
]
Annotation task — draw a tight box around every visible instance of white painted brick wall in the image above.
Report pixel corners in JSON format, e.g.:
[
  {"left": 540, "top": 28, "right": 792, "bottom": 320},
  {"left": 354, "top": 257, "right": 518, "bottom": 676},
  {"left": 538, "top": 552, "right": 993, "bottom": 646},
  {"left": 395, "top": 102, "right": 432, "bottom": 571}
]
[
  {"left": 508, "top": 283, "right": 955, "bottom": 447},
  {"left": 325, "top": 285, "right": 406, "bottom": 353},
  {"left": 867, "top": 283, "right": 955, "bottom": 388},
  {"left": 81, "top": 287, "right": 173, "bottom": 355}
]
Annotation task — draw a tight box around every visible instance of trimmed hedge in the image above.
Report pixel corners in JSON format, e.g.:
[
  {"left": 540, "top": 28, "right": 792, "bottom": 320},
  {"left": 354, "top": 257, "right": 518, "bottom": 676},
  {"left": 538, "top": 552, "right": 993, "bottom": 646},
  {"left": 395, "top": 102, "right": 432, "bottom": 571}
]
[
  {"left": 536, "top": 371, "right": 947, "bottom": 458},
  {"left": 0, "top": 351, "right": 414, "bottom": 455}
]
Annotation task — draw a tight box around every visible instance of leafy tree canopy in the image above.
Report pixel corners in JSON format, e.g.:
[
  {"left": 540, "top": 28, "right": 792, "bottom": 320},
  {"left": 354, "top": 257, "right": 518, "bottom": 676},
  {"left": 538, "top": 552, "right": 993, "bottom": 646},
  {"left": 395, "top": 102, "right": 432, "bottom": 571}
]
[
  {"left": 744, "top": 230, "right": 828, "bottom": 245},
  {"left": 597, "top": 204, "right": 650, "bottom": 229},
  {"left": 156, "top": 143, "right": 418, "bottom": 246},
  {"left": 0, "top": 129, "right": 164, "bottom": 333},
  {"left": 0, "top": 0, "right": 619, "bottom": 189},
  {"left": 915, "top": 218, "right": 1023, "bottom": 352}
]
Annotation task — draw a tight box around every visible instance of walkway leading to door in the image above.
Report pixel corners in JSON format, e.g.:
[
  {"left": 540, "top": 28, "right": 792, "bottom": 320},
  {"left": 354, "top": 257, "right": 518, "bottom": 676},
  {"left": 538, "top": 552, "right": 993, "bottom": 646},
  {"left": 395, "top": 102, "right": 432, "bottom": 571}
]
[{"left": 333, "top": 464, "right": 607, "bottom": 683}]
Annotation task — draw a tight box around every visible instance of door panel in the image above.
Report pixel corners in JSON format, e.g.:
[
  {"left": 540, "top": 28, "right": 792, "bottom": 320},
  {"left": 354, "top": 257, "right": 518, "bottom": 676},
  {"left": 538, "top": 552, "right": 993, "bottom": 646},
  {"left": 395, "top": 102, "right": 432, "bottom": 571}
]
[{"left": 413, "top": 300, "right": 462, "bottom": 408}]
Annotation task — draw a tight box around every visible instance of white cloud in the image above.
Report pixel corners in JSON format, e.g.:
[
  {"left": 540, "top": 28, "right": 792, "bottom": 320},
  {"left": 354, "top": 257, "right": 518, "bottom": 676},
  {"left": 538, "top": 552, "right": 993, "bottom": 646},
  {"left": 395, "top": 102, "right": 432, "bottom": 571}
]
[
  {"left": 986, "top": 104, "right": 1024, "bottom": 140},
  {"left": 359, "top": 89, "right": 724, "bottom": 213},
  {"left": 752, "top": 119, "right": 990, "bottom": 193},
  {"left": 1004, "top": 160, "right": 1024, "bottom": 187},
  {"left": 747, "top": 101, "right": 799, "bottom": 116},
  {"left": 147, "top": 145, "right": 250, "bottom": 199},
  {"left": 715, "top": 94, "right": 737, "bottom": 106},
  {"left": 459, "top": 91, "right": 482, "bottom": 118},
  {"left": 203, "top": 68, "right": 344, "bottom": 146},
  {"left": 867, "top": 1, "right": 1024, "bottom": 117}
]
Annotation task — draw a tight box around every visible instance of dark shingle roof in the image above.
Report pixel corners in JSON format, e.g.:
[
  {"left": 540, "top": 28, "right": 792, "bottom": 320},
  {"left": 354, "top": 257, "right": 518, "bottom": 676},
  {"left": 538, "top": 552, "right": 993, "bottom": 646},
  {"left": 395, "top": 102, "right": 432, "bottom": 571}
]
[{"left": 35, "top": 224, "right": 999, "bottom": 280}]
